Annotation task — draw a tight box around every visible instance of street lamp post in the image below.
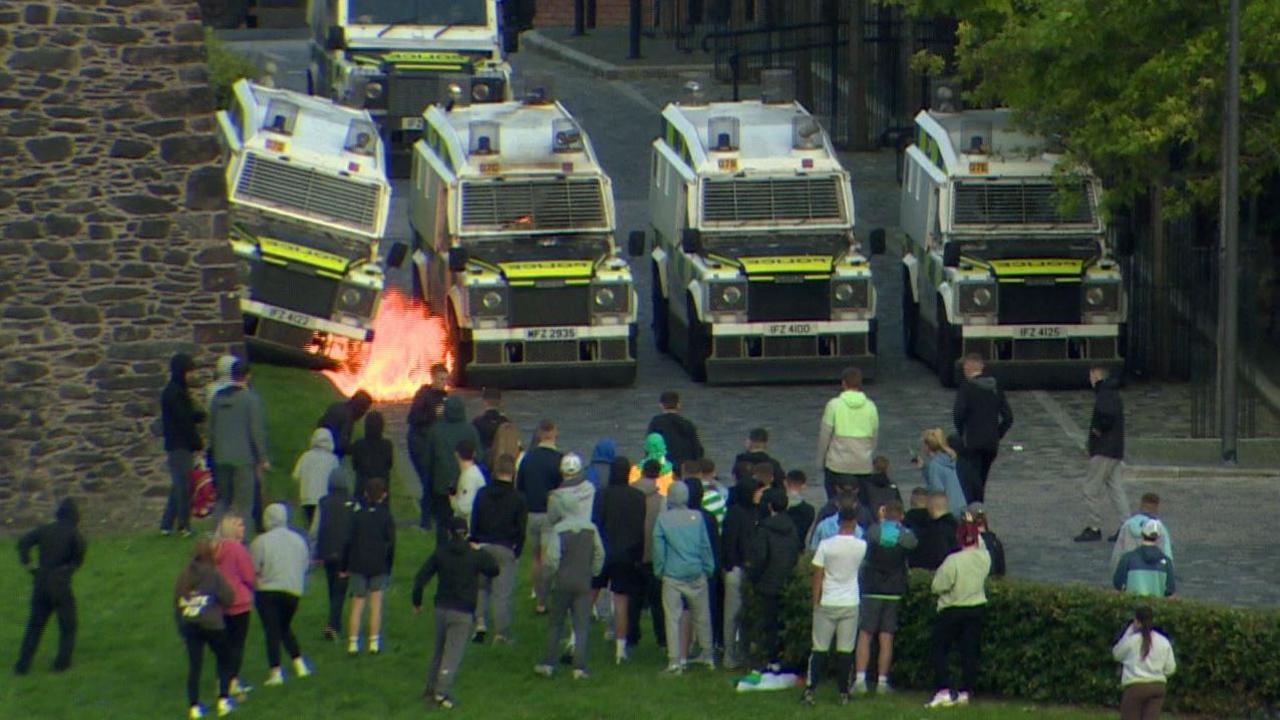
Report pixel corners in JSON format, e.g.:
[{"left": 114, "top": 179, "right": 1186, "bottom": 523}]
[{"left": 1217, "top": 0, "right": 1241, "bottom": 463}]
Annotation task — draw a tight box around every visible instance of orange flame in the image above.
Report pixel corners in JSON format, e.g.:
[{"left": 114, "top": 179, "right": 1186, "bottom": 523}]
[{"left": 322, "top": 288, "right": 452, "bottom": 402}]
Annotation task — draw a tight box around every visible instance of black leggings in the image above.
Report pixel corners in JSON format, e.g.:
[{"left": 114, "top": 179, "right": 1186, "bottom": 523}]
[
  {"left": 933, "top": 605, "right": 985, "bottom": 693},
  {"left": 224, "top": 612, "right": 250, "bottom": 681},
  {"left": 182, "top": 625, "right": 230, "bottom": 706},
  {"left": 255, "top": 591, "right": 301, "bottom": 669},
  {"left": 324, "top": 560, "right": 349, "bottom": 632}
]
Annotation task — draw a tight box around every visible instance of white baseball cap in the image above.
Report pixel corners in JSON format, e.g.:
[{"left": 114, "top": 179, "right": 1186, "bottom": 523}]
[
  {"left": 1140, "top": 519, "right": 1163, "bottom": 539},
  {"left": 559, "top": 452, "right": 583, "bottom": 477}
]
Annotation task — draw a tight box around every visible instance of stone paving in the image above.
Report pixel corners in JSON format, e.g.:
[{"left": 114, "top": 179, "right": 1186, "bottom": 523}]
[{"left": 233, "top": 38, "right": 1280, "bottom": 608}]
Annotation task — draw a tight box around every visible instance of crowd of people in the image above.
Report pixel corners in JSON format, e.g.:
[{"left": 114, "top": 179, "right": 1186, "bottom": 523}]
[{"left": 11, "top": 353, "right": 1180, "bottom": 718}]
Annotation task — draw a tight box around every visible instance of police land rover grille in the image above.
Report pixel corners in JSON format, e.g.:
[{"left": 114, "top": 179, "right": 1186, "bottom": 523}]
[
  {"left": 701, "top": 176, "right": 843, "bottom": 224},
  {"left": 249, "top": 261, "right": 337, "bottom": 319},
  {"left": 236, "top": 153, "right": 381, "bottom": 234},
  {"left": 510, "top": 285, "right": 589, "bottom": 327},
  {"left": 461, "top": 179, "right": 606, "bottom": 230}
]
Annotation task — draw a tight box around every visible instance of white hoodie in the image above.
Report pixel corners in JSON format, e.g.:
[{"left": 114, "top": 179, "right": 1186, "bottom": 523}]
[
  {"left": 294, "top": 428, "right": 338, "bottom": 506},
  {"left": 1112, "top": 625, "right": 1177, "bottom": 687}
]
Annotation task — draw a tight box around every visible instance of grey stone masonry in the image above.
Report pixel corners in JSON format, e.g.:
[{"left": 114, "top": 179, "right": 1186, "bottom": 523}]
[{"left": 0, "top": 0, "right": 242, "bottom": 531}]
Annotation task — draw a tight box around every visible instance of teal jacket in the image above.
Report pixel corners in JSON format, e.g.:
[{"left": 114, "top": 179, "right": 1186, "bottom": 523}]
[
  {"left": 652, "top": 483, "right": 715, "bottom": 581},
  {"left": 1113, "top": 545, "right": 1175, "bottom": 597}
]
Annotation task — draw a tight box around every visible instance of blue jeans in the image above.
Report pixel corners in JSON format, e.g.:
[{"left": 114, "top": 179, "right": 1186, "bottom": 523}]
[{"left": 160, "top": 449, "right": 194, "bottom": 532}]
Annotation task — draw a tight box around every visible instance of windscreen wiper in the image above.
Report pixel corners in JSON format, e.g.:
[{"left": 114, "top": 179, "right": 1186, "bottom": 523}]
[
  {"left": 376, "top": 13, "right": 421, "bottom": 38},
  {"left": 433, "top": 21, "right": 461, "bottom": 39}
]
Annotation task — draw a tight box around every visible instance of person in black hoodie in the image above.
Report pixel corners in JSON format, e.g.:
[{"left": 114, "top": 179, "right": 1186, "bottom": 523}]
[
  {"left": 471, "top": 388, "right": 510, "bottom": 463},
  {"left": 344, "top": 477, "right": 395, "bottom": 655},
  {"left": 1075, "top": 365, "right": 1128, "bottom": 542},
  {"left": 909, "top": 492, "right": 959, "bottom": 571},
  {"left": 160, "top": 353, "right": 206, "bottom": 536},
  {"left": 413, "top": 517, "right": 500, "bottom": 710},
  {"left": 349, "top": 411, "right": 393, "bottom": 502},
  {"left": 471, "top": 454, "right": 528, "bottom": 644},
  {"left": 15, "top": 498, "right": 86, "bottom": 675},
  {"left": 951, "top": 354, "right": 1013, "bottom": 503},
  {"left": 317, "top": 468, "right": 356, "bottom": 641},
  {"left": 317, "top": 389, "right": 373, "bottom": 459},
  {"left": 733, "top": 427, "right": 785, "bottom": 486},
  {"left": 407, "top": 364, "right": 450, "bottom": 531},
  {"left": 173, "top": 537, "right": 236, "bottom": 718},
  {"left": 748, "top": 488, "right": 800, "bottom": 671},
  {"left": 720, "top": 475, "right": 759, "bottom": 670},
  {"left": 646, "top": 391, "right": 704, "bottom": 475},
  {"left": 592, "top": 456, "right": 646, "bottom": 663}
]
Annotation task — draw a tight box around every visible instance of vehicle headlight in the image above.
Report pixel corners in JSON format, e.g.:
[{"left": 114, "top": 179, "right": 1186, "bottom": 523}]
[
  {"left": 831, "top": 279, "right": 870, "bottom": 309},
  {"left": 708, "top": 282, "right": 746, "bottom": 312},
  {"left": 337, "top": 285, "right": 377, "bottom": 317},
  {"left": 471, "top": 82, "right": 492, "bottom": 102},
  {"left": 365, "top": 81, "right": 383, "bottom": 100},
  {"left": 591, "top": 284, "right": 629, "bottom": 314},
  {"left": 594, "top": 287, "right": 615, "bottom": 308},
  {"left": 958, "top": 283, "right": 997, "bottom": 315},
  {"left": 1083, "top": 282, "right": 1120, "bottom": 313},
  {"left": 469, "top": 286, "right": 507, "bottom": 317},
  {"left": 482, "top": 291, "right": 503, "bottom": 310}
]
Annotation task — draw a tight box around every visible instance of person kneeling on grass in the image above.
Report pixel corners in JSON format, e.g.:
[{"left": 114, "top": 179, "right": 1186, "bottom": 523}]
[
  {"left": 925, "top": 522, "right": 991, "bottom": 709},
  {"left": 345, "top": 477, "right": 395, "bottom": 655},
  {"left": 1112, "top": 605, "right": 1176, "bottom": 720},
  {"left": 413, "top": 517, "right": 499, "bottom": 710}
]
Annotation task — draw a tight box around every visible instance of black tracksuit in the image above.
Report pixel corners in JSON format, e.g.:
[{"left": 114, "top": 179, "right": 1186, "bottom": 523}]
[
  {"left": 15, "top": 498, "right": 87, "bottom": 674},
  {"left": 412, "top": 538, "right": 500, "bottom": 613},
  {"left": 1088, "top": 377, "right": 1125, "bottom": 459},
  {"left": 316, "top": 487, "right": 355, "bottom": 632},
  {"left": 470, "top": 481, "right": 529, "bottom": 556},
  {"left": 647, "top": 412, "right": 705, "bottom": 473},
  {"left": 952, "top": 374, "right": 1014, "bottom": 502}
]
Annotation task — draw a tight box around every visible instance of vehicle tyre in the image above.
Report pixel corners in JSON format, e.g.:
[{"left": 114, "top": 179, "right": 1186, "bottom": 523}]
[
  {"left": 447, "top": 305, "right": 470, "bottom": 388},
  {"left": 651, "top": 261, "right": 669, "bottom": 353},
  {"left": 197, "top": 0, "right": 247, "bottom": 29},
  {"left": 903, "top": 265, "right": 919, "bottom": 360},
  {"left": 684, "top": 294, "right": 708, "bottom": 382},
  {"left": 936, "top": 297, "right": 958, "bottom": 388}
]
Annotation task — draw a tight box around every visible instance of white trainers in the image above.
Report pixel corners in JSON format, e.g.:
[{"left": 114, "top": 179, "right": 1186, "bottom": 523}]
[
  {"left": 533, "top": 664, "right": 554, "bottom": 678},
  {"left": 876, "top": 677, "right": 894, "bottom": 694},
  {"left": 347, "top": 637, "right": 360, "bottom": 656},
  {"left": 954, "top": 691, "right": 970, "bottom": 706},
  {"left": 925, "top": 690, "right": 955, "bottom": 708},
  {"left": 663, "top": 661, "right": 685, "bottom": 675},
  {"left": 688, "top": 654, "right": 715, "bottom": 670},
  {"left": 614, "top": 640, "right": 628, "bottom": 665},
  {"left": 189, "top": 705, "right": 206, "bottom": 719},
  {"left": 292, "top": 657, "right": 312, "bottom": 679},
  {"left": 852, "top": 679, "right": 869, "bottom": 695},
  {"left": 368, "top": 636, "right": 381, "bottom": 655},
  {"left": 216, "top": 697, "right": 235, "bottom": 717},
  {"left": 571, "top": 669, "right": 590, "bottom": 680},
  {"left": 263, "top": 668, "right": 284, "bottom": 687}
]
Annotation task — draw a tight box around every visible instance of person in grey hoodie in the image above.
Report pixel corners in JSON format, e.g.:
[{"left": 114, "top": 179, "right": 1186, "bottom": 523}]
[
  {"left": 249, "top": 504, "right": 311, "bottom": 686},
  {"left": 534, "top": 458, "right": 605, "bottom": 679},
  {"left": 816, "top": 367, "right": 880, "bottom": 500},
  {"left": 209, "top": 361, "right": 269, "bottom": 523},
  {"left": 653, "top": 480, "right": 716, "bottom": 673}
]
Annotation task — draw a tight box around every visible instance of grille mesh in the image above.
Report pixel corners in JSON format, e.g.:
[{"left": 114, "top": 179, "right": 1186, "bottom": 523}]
[
  {"left": 461, "top": 179, "right": 606, "bottom": 230},
  {"left": 509, "top": 285, "right": 590, "bottom": 327},
  {"left": 249, "top": 261, "right": 337, "bottom": 318},
  {"left": 236, "top": 153, "right": 382, "bottom": 233},
  {"left": 702, "top": 176, "right": 843, "bottom": 224},
  {"left": 953, "top": 181, "right": 1095, "bottom": 225}
]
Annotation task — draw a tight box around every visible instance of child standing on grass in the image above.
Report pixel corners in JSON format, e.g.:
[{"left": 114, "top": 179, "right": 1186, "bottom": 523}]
[
  {"left": 317, "top": 468, "right": 356, "bottom": 641},
  {"left": 293, "top": 428, "right": 338, "bottom": 532},
  {"left": 175, "top": 537, "right": 235, "bottom": 719},
  {"left": 413, "top": 517, "right": 500, "bottom": 710},
  {"left": 345, "top": 477, "right": 395, "bottom": 655}
]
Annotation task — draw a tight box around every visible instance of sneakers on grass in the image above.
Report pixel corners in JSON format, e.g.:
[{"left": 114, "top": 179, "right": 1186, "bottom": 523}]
[
  {"left": 954, "top": 691, "right": 971, "bottom": 705},
  {"left": 852, "top": 678, "right": 869, "bottom": 695},
  {"left": 925, "top": 689, "right": 955, "bottom": 708},
  {"left": 292, "top": 657, "right": 312, "bottom": 678},
  {"left": 533, "top": 664, "right": 554, "bottom": 678},
  {"left": 348, "top": 637, "right": 360, "bottom": 656},
  {"left": 188, "top": 704, "right": 206, "bottom": 719},
  {"left": 571, "top": 669, "right": 590, "bottom": 680},
  {"left": 800, "top": 688, "right": 816, "bottom": 706},
  {"left": 215, "top": 697, "right": 235, "bottom": 717},
  {"left": 263, "top": 669, "right": 284, "bottom": 687},
  {"left": 368, "top": 636, "right": 381, "bottom": 655}
]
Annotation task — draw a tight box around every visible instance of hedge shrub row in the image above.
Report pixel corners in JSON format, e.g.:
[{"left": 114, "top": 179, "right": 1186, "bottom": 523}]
[{"left": 743, "top": 562, "right": 1280, "bottom": 717}]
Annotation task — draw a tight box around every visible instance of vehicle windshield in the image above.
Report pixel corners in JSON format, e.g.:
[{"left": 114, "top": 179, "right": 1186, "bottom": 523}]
[
  {"left": 463, "top": 234, "right": 610, "bottom": 264},
  {"left": 700, "top": 233, "right": 846, "bottom": 258},
  {"left": 349, "top": 0, "right": 487, "bottom": 26},
  {"left": 951, "top": 236, "right": 1101, "bottom": 262}
]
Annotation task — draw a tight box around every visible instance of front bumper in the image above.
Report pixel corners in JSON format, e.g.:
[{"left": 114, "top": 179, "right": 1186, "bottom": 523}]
[
  {"left": 241, "top": 298, "right": 372, "bottom": 342},
  {"left": 461, "top": 324, "right": 638, "bottom": 388},
  {"left": 705, "top": 319, "right": 877, "bottom": 385},
  {"left": 954, "top": 323, "right": 1123, "bottom": 388}
]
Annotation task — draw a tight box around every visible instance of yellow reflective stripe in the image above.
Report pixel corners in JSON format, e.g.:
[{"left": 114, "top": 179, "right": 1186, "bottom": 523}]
[
  {"left": 497, "top": 260, "right": 595, "bottom": 280},
  {"left": 737, "top": 255, "right": 833, "bottom": 275},
  {"left": 383, "top": 51, "right": 471, "bottom": 63},
  {"left": 256, "top": 236, "right": 349, "bottom": 273},
  {"left": 392, "top": 64, "right": 465, "bottom": 71},
  {"left": 988, "top": 258, "right": 1085, "bottom": 277}
]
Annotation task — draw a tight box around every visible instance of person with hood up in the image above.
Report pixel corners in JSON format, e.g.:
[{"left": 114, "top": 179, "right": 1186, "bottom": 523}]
[
  {"left": 250, "top": 504, "right": 312, "bottom": 686},
  {"left": 174, "top": 537, "right": 236, "bottom": 719},
  {"left": 471, "top": 387, "right": 510, "bottom": 463},
  {"left": 534, "top": 454, "right": 606, "bottom": 679},
  {"left": 915, "top": 429, "right": 967, "bottom": 518},
  {"left": 292, "top": 428, "right": 338, "bottom": 533},
  {"left": 653, "top": 480, "right": 716, "bottom": 673},
  {"left": 214, "top": 513, "right": 256, "bottom": 701},
  {"left": 720, "top": 475, "right": 759, "bottom": 670},
  {"left": 423, "top": 396, "right": 481, "bottom": 544},
  {"left": 1076, "top": 365, "right": 1128, "bottom": 542},
  {"left": 15, "top": 498, "right": 86, "bottom": 675},
  {"left": 646, "top": 391, "right": 704, "bottom": 474},
  {"left": 592, "top": 456, "right": 646, "bottom": 663},
  {"left": 408, "top": 363, "right": 450, "bottom": 531},
  {"left": 209, "top": 361, "right": 269, "bottom": 524},
  {"left": 316, "top": 468, "right": 356, "bottom": 641},
  {"left": 345, "top": 477, "right": 396, "bottom": 655},
  {"left": 316, "top": 390, "right": 373, "bottom": 460},
  {"left": 471, "top": 454, "right": 528, "bottom": 644},
  {"left": 630, "top": 459, "right": 668, "bottom": 650},
  {"left": 1113, "top": 520, "right": 1175, "bottom": 598},
  {"left": 349, "top": 411, "right": 393, "bottom": 502},
  {"left": 413, "top": 517, "right": 500, "bottom": 710},
  {"left": 816, "top": 367, "right": 879, "bottom": 500},
  {"left": 952, "top": 354, "right": 1013, "bottom": 504},
  {"left": 584, "top": 439, "right": 617, "bottom": 490},
  {"left": 205, "top": 355, "right": 238, "bottom": 409},
  {"left": 161, "top": 353, "right": 206, "bottom": 537},
  {"left": 628, "top": 433, "right": 675, "bottom": 496},
  {"left": 748, "top": 488, "right": 801, "bottom": 672}
]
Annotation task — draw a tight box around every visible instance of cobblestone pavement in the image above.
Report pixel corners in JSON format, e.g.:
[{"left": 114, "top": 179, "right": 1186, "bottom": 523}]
[{"left": 234, "top": 39, "right": 1280, "bottom": 608}]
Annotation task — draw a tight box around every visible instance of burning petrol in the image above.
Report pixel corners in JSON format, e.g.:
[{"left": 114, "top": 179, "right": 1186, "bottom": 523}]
[{"left": 322, "top": 288, "right": 452, "bottom": 402}]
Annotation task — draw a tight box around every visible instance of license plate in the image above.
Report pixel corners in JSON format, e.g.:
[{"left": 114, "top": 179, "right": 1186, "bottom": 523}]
[
  {"left": 763, "top": 322, "right": 813, "bottom": 336},
  {"left": 1016, "top": 325, "right": 1066, "bottom": 338},
  {"left": 264, "top": 306, "right": 319, "bottom": 329},
  {"left": 400, "top": 116, "right": 424, "bottom": 131},
  {"left": 526, "top": 327, "right": 577, "bottom": 340}
]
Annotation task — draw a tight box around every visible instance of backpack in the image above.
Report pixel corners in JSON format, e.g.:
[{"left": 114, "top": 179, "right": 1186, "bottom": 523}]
[{"left": 190, "top": 455, "right": 216, "bottom": 519}]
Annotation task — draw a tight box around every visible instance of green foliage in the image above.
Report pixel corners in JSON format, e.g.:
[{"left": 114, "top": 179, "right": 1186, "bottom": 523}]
[
  {"left": 747, "top": 560, "right": 1280, "bottom": 716},
  {"left": 205, "top": 28, "right": 261, "bottom": 110}
]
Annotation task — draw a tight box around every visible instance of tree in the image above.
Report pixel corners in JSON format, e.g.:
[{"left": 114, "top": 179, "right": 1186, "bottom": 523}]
[{"left": 895, "top": 0, "right": 1280, "bottom": 216}]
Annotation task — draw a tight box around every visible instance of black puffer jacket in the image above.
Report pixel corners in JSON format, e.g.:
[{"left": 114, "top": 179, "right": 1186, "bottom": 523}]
[
  {"left": 161, "top": 353, "right": 205, "bottom": 452},
  {"left": 349, "top": 411, "right": 394, "bottom": 498},
  {"left": 747, "top": 512, "right": 799, "bottom": 595},
  {"left": 1088, "top": 377, "right": 1125, "bottom": 459}
]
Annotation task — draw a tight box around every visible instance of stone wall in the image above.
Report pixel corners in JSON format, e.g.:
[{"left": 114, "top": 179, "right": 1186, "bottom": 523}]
[{"left": 0, "top": 0, "right": 242, "bottom": 532}]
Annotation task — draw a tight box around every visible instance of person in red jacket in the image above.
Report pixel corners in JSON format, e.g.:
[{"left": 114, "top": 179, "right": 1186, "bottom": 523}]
[{"left": 215, "top": 513, "right": 256, "bottom": 700}]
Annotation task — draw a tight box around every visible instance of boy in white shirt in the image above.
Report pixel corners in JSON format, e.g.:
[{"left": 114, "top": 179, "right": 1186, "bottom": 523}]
[
  {"left": 451, "top": 440, "right": 486, "bottom": 526},
  {"left": 803, "top": 506, "right": 868, "bottom": 706}
]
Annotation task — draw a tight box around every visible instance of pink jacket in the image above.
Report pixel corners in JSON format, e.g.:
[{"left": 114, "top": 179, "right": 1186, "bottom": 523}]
[{"left": 216, "top": 539, "right": 256, "bottom": 616}]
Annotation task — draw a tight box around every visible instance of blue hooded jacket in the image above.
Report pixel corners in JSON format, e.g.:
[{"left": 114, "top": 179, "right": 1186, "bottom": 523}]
[{"left": 585, "top": 439, "right": 617, "bottom": 489}]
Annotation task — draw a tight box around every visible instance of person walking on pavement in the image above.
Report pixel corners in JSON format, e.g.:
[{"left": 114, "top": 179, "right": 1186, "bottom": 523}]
[
  {"left": 174, "top": 537, "right": 236, "bottom": 719},
  {"left": 423, "top": 396, "right": 481, "bottom": 545},
  {"left": 1075, "top": 365, "right": 1128, "bottom": 542},
  {"left": 250, "top": 504, "right": 312, "bottom": 687},
  {"left": 209, "top": 361, "right": 269, "bottom": 524},
  {"left": 517, "top": 420, "right": 564, "bottom": 613},
  {"left": 592, "top": 456, "right": 646, "bottom": 663},
  {"left": 14, "top": 498, "right": 86, "bottom": 675},
  {"left": 412, "top": 517, "right": 500, "bottom": 710},
  {"left": 470, "top": 454, "right": 528, "bottom": 644},
  {"left": 654, "top": 480, "right": 717, "bottom": 673},
  {"left": 816, "top": 367, "right": 880, "bottom": 501},
  {"left": 316, "top": 390, "right": 373, "bottom": 460},
  {"left": 161, "top": 353, "right": 205, "bottom": 537},
  {"left": 646, "top": 391, "right": 704, "bottom": 475},
  {"left": 407, "top": 363, "right": 450, "bottom": 531},
  {"left": 952, "top": 354, "right": 1013, "bottom": 504}
]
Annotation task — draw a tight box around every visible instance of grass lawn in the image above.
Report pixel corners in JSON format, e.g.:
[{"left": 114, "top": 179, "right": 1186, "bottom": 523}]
[{"left": 1, "top": 367, "right": 1124, "bottom": 719}]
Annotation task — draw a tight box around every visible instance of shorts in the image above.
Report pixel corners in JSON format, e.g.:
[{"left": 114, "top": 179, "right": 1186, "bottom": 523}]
[
  {"left": 349, "top": 573, "right": 389, "bottom": 597},
  {"left": 526, "top": 512, "right": 548, "bottom": 558},
  {"left": 858, "top": 596, "right": 900, "bottom": 634},
  {"left": 600, "top": 561, "right": 643, "bottom": 596}
]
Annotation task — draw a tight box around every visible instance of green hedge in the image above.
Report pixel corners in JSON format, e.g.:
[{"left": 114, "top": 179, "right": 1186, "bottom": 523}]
[{"left": 743, "top": 560, "right": 1280, "bottom": 717}]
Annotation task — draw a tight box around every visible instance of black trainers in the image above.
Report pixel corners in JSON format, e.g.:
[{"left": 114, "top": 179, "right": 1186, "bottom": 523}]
[
  {"left": 472, "top": 629, "right": 487, "bottom": 644},
  {"left": 1073, "top": 527, "right": 1102, "bottom": 542},
  {"left": 801, "top": 689, "right": 816, "bottom": 706}
]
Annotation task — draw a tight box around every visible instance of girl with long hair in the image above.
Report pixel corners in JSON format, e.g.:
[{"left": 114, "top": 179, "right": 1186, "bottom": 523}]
[
  {"left": 1112, "top": 606, "right": 1177, "bottom": 720},
  {"left": 175, "top": 537, "right": 236, "bottom": 719},
  {"left": 215, "top": 513, "right": 256, "bottom": 700},
  {"left": 918, "top": 429, "right": 967, "bottom": 516}
]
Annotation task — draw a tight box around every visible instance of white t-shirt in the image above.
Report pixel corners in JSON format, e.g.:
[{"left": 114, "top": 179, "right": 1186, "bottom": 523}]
[
  {"left": 812, "top": 533, "right": 867, "bottom": 607},
  {"left": 451, "top": 465, "right": 486, "bottom": 521}
]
